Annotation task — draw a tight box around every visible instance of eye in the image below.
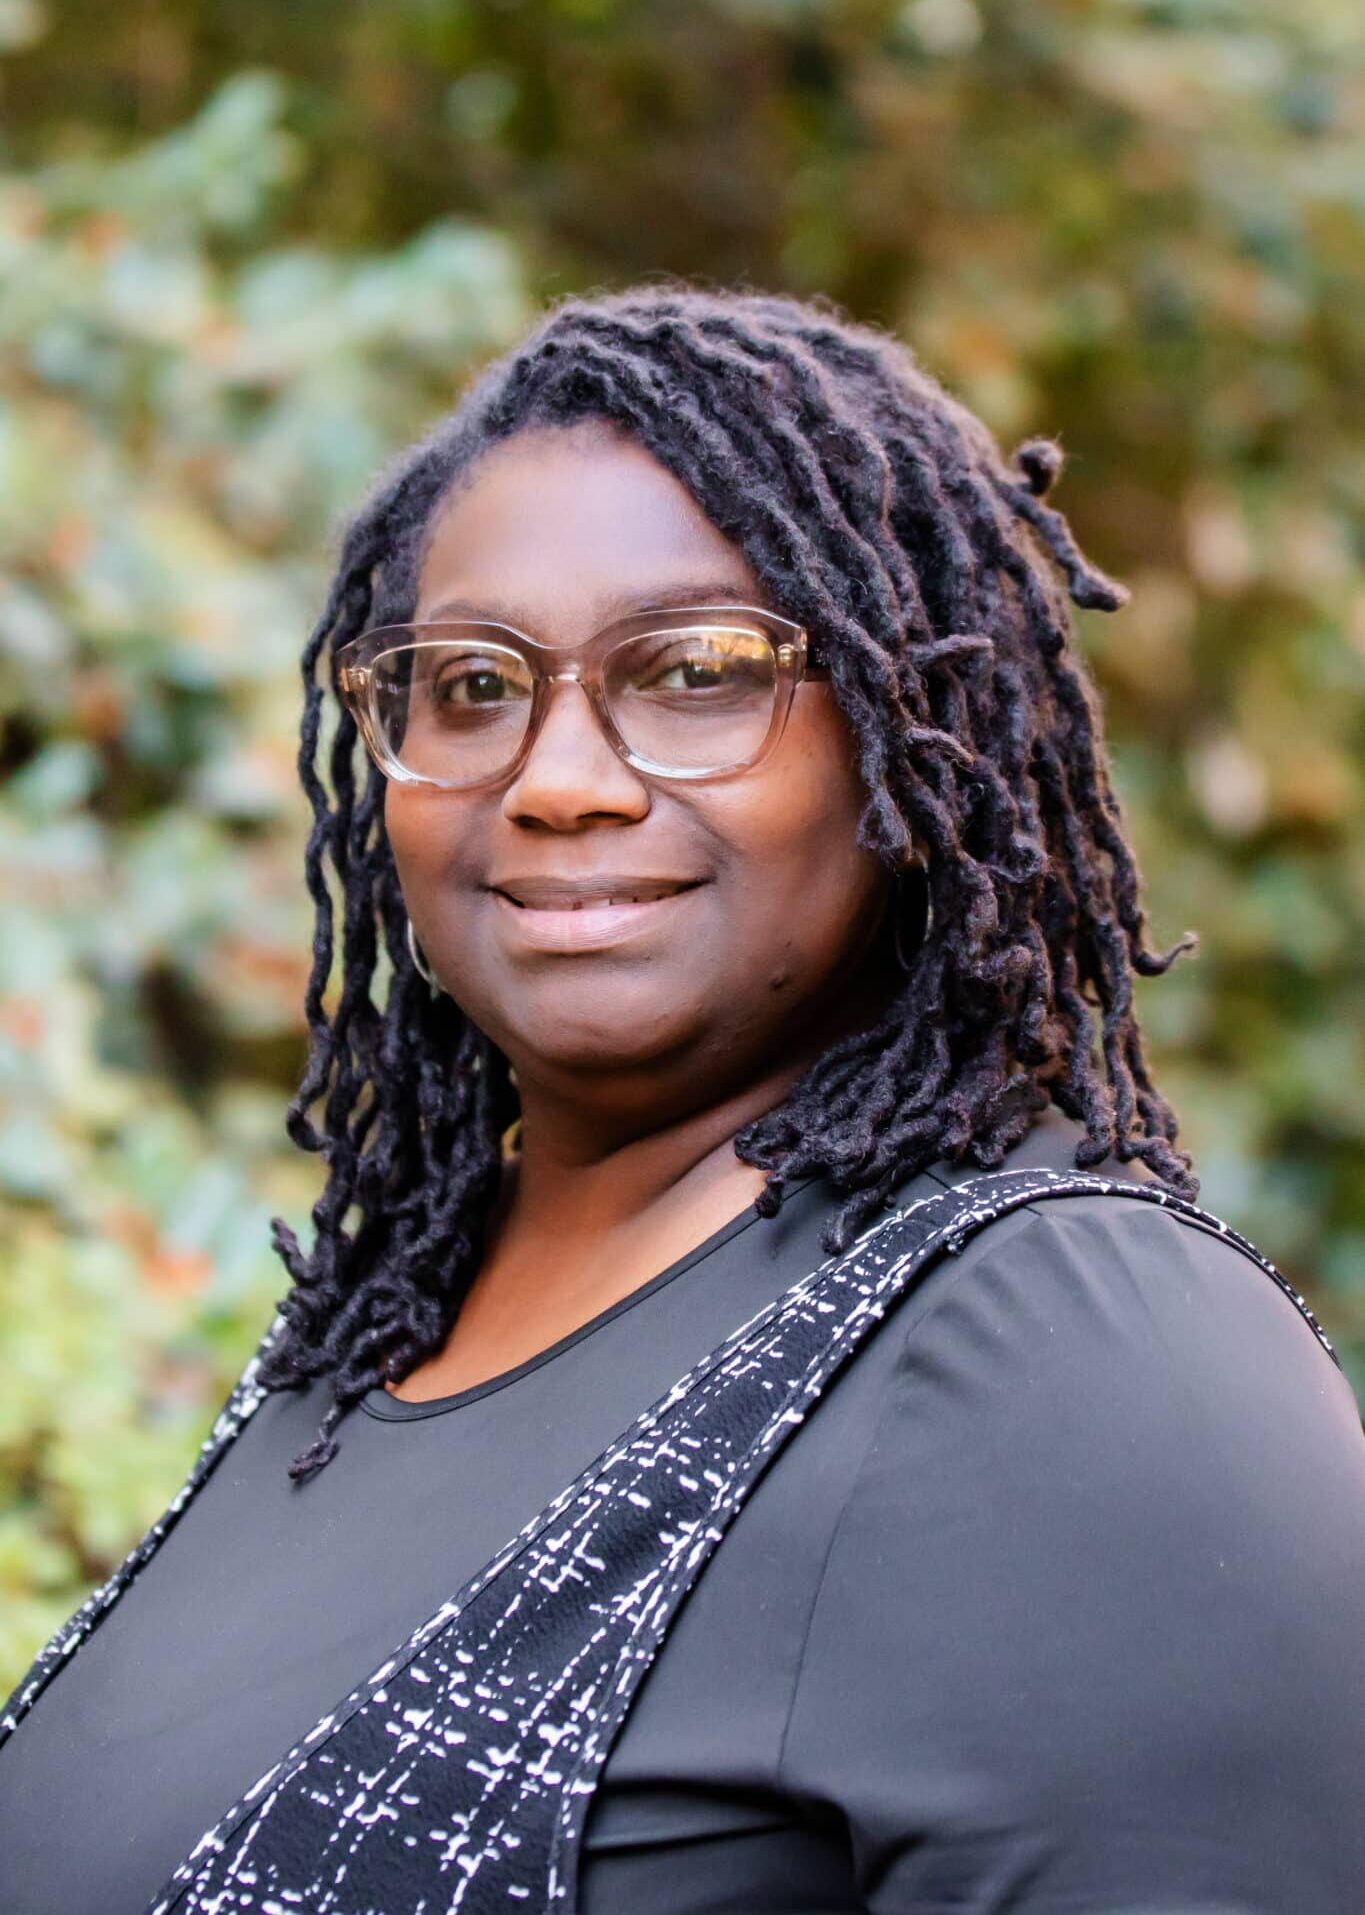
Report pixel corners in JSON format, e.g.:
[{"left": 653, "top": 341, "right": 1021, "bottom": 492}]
[
  {"left": 441, "top": 666, "right": 514, "bottom": 704},
  {"left": 428, "top": 652, "right": 531, "bottom": 710},
  {"left": 632, "top": 631, "right": 773, "bottom": 696},
  {"left": 649, "top": 653, "right": 731, "bottom": 691}
]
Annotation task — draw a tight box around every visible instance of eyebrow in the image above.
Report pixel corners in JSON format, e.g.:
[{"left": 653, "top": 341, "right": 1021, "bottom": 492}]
[{"left": 420, "top": 580, "right": 771, "bottom": 631}]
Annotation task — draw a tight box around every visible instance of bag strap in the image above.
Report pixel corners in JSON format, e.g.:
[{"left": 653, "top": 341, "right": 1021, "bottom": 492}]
[{"left": 121, "top": 1168, "right": 1339, "bottom": 1914}]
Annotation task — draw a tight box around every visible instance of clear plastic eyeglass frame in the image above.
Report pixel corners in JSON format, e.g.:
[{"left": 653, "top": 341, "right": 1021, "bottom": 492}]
[{"left": 333, "top": 601, "right": 828, "bottom": 790}]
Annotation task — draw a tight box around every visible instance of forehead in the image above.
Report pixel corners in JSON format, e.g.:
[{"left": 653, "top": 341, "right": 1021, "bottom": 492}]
[{"left": 414, "top": 423, "right": 762, "bottom": 637}]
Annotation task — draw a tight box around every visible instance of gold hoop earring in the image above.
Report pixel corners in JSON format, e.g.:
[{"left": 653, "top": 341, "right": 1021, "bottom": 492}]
[{"left": 406, "top": 917, "right": 440, "bottom": 991}]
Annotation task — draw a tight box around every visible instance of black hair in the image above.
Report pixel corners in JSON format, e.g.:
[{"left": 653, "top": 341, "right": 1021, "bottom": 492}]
[{"left": 259, "top": 280, "right": 1196, "bottom": 1482}]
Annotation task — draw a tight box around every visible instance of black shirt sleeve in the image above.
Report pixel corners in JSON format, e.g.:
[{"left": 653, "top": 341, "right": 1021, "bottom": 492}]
[{"left": 778, "top": 1193, "right": 1365, "bottom": 1912}]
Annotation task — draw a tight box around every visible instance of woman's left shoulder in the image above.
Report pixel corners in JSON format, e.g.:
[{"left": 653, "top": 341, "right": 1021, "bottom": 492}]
[
  {"left": 834, "top": 1150, "right": 1365, "bottom": 1617},
  {"left": 779, "top": 1155, "right": 1365, "bottom": 1909},
  {"left": 889, "top": 1147, "right": 1362, "bottom": 1453}
]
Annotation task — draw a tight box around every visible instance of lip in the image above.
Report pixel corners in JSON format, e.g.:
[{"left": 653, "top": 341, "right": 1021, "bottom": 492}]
[
  {"left": 489, "top": 875, "right": 704, "bottom": 909},
  {"left": 487, "top": 877, "right": 706, "bottom": 954}
]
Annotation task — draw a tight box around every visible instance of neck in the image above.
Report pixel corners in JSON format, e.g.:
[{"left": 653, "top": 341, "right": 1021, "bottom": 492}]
[{"left": 508, "top": 1065, "right": 792, "bottom": 1247}]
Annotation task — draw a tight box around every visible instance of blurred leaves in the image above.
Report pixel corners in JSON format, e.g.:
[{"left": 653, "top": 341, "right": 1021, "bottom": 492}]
[
  {"left": 0, "top": 66, "right": 532, "bottom": 1688},
  {"left": 1, "top": 0, "right": 1362, "bottom": 1690}
]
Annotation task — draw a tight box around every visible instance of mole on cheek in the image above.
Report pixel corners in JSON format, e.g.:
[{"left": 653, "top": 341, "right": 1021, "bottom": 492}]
[{"left": 767, "top": 965, "right": 795, "bottom": 992}]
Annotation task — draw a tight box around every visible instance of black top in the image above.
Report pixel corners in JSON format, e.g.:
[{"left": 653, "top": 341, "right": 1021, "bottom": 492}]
[{"left": 2, "top": 1108, "right": 1364, "bottom": 1913}]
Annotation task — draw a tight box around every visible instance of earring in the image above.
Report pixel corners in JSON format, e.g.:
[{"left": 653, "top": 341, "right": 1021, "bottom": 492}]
[
  {"left": 406, "top": 917, "right": 440, "bottom": 990},
  {"left": 892, "top": 859, "right": 933, "bottom": 972}
]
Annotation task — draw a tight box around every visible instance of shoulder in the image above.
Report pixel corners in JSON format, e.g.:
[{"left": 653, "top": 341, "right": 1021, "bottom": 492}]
[
  {"left": 788, "top": 1131, "right": 1365, "bottom": 1715},
  {"left": 861, "top": 1169, "right": 1365, "bottom": 1517},
  {"left": 898, "top": 1171, "right": 1343, "bottom": 1385},
  {"left": 780, "top": 1152, "right": 1365, "bottom": 1905},
  {"left": 806, "top": 1105, "right": 1365, "bottom": 1523},
  {"left": 862, "top": 1108, "right": 1357, "bottom": 1437}
]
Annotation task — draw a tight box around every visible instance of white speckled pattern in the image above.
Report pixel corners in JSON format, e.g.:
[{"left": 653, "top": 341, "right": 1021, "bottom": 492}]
[{"left": 0, "top": 1170, "right": 1340, "bottom": 1914}]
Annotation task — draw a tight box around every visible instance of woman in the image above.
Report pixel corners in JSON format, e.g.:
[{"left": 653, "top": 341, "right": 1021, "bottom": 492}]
[{"left": 2, "top": 284, "right": 1362, "bottom": 1913}]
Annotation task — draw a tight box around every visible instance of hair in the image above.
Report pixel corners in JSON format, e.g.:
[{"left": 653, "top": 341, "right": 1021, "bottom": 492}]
[{"left": 258, "top": 279, "right": 1197, "bottom": 1481}]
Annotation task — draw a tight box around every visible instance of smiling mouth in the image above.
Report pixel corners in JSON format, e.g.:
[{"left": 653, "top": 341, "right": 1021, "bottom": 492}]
[
  {"left": 491, "top": 878, "right": 703, "bottom": 911},
  {"left": 486, "top": 878, "right": 705, "bottom": 953}
]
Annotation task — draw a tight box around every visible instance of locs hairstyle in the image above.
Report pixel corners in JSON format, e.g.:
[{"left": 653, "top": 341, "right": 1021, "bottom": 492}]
[{"left": 259, "top": 282, "right": 1197, "bottom": 1481}]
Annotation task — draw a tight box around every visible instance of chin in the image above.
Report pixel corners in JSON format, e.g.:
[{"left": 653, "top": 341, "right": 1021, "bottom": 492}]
[{"left": 496, "top": 979, "right": 708, "bottom": 1079}]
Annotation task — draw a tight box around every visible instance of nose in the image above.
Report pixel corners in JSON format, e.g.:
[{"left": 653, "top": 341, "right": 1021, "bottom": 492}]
[{"left": 500, "top": 675, "right": 651, "bottom": 830}]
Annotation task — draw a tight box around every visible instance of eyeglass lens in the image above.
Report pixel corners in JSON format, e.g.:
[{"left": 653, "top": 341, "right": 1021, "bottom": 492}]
[{"left": 370, "top": 617, "right": 781, "bottom": 783}]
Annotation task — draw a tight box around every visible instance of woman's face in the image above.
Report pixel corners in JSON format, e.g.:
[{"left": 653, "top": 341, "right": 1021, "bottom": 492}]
[{"left": 385, "top": 420, "right": 892, "bottom": 1110}]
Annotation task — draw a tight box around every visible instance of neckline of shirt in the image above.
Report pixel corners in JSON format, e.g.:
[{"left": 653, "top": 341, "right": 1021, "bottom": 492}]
[
  {"left": 356, "top": 1109, "right": 1103, "bottom": 1428},
  {"left": 360, "top": 1174, "right": 823, "bottom": 1423}
]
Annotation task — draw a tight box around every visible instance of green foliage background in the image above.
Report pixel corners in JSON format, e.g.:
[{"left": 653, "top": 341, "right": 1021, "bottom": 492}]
[{"left": 1, "top": 0, "right": 1362, "bottom": 1689}]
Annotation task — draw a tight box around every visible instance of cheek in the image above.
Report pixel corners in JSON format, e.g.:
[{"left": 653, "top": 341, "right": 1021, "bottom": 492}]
[
  {"left": 384, "top": 785, "right": 418, "bottom": 877},
  {"left": 384, "top": 786, "right": 510, "bottom": 1029},
  {"left": 383, "top": 786, "right": 487, "bottom": 931},
  {"left": 705, "top": 703, "right": 887, "bottom": 974},
  {"left": 384, "top": 787, "right": 438, "bottom": 904}
]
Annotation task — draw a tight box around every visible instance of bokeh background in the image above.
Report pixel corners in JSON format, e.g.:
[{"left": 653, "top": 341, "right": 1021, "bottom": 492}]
[{"left": 1, "top": 0, "right": 1362, "bottom": 1688}]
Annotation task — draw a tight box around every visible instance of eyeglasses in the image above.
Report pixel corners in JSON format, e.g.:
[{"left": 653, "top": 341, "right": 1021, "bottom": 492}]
[{"left": 335, "top": 602, "right": 827, "bottom": 790}]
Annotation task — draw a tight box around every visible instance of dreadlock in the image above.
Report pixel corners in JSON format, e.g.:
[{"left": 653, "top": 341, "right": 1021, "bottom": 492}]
[{"left": 258, "top": 280, "right": 1197, "bottom": 1482}]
